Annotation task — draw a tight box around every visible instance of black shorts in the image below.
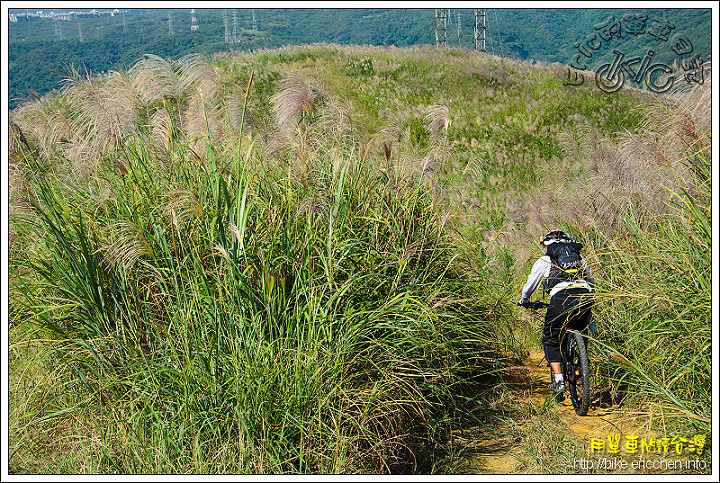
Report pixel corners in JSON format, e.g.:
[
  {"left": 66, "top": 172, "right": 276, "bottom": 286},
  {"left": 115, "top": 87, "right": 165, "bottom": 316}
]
[{"left": 543, "top": 287, "right": 593, "bottom": 364}]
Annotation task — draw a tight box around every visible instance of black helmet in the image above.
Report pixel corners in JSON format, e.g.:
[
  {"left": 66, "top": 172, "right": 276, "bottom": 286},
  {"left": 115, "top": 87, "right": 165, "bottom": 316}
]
[{"left": 540, "top": 230, "right": 575, "bottom": 246}]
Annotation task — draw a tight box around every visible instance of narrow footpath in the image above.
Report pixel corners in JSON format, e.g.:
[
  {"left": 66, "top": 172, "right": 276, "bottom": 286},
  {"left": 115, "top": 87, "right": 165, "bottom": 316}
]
[{"left": 454, "top": 349, "right": 644, "bottom": 474}]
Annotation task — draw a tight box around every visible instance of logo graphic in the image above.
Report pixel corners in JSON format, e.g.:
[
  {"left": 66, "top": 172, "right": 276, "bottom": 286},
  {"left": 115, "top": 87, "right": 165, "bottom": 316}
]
[{"left": 564, "top": 14, "right": 707, "bottom": 93}]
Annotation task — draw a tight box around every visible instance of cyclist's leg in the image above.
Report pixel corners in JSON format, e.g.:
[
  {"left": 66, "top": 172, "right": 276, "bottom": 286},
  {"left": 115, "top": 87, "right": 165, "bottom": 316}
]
[
  {"left": 563, "top": 288, "right": 593, "bottom": 354},
  {"left": 544, "top": 294, "right": 567, "bottom": 385},
  {"left": 565, "top": 288, "right": 593, "bottom": 331}
]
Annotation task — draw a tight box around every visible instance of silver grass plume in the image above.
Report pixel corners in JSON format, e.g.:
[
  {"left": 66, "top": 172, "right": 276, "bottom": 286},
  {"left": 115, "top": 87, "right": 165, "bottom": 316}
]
[
  {"left": 164, "top": 188, "right": 205, "bottom": 233},
  {"left": 425, "top": 104, "right": 450, "bottom": 141},
  {"left": 103, "top": 221, "right": 153, "bottom": 273},
  {"left": 176, "top": 53, "right": 223, "bottom": 100},
  {"left": 65, "top": 68, "right": 139, "bottom": 157},
  {"left": 378, "top": 109, "right": 405, "bottom": 167},
  {"left": 272, "top": 72, "right": 315, "bottom": 130},
  {"left": 13, "top": 96, "right": 73, "bottom": 161},
  {"left": 151, "top": 107, "right": 174, "bottom": 152},
  {"left": 130, "top": 54, "right": 184, "bottom": 102}
]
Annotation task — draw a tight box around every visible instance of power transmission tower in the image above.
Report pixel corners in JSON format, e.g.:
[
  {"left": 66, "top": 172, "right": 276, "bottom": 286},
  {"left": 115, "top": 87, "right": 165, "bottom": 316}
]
[
  {"left": 435, "top": 9, "right": 447, "bottom": 47},
  {"left": 252, "top": 9, "right": 257, "bottom": 32},
  {"left": 224, "top": 10, "right": 230, "bottom": 42},
  {"left": 457, "top": 10, "right": 461, "bottom": 46},
  {"left": 78, "top": 20, "right": 83, "bottom": 42},
  {"left": 168, "top": 13, "right": 173, "bottom": 35},
  {"left": 475, "top": 9, "right": 486, "bottom": 52},
  {"left": 232, "top": 10, "right": 237, "bottom": 42},
  {"left": 123, "top": 11, "right": 127, "bottom": 33},
  {"left": 190, "top": 9, "right": 199, "bottom": 31},
  {"left": 55, "top": 18, "right": 64, "bottom": 40}
]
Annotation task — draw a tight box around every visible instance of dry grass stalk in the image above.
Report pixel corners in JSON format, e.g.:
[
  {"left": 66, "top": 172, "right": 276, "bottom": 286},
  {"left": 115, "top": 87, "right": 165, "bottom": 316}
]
[{"left": 8, "top": 117, "right": 27, "bottom": 154}]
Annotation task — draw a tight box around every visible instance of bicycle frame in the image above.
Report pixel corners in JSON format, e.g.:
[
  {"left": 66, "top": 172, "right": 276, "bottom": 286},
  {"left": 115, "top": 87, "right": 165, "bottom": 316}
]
[
  {"left": 520, "top": 299, "right": 591, "bottom": 415},
  {"left": 558, "top": 314, "right": 589, "bottom": 351}
]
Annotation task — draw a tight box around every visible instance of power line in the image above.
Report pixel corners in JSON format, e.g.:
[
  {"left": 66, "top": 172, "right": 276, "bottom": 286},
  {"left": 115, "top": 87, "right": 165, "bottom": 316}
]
[
  {"left": 54, "top": 18, "right": 64, "bottom": 40},
  {"left": 490, "top": 9, "right": 503, "bottom": 57},
  {"left": 457, "top": 10, "right": 461, "bottom": 46},
  {"left": 389, "top": 9, "right": 407, "bottom": 45}
]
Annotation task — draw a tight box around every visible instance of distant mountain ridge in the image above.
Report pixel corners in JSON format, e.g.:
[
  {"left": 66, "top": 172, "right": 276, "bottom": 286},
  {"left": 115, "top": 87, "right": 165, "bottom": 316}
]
[{"left": 7, "top": 8, "right": 711, "bottom": 108}]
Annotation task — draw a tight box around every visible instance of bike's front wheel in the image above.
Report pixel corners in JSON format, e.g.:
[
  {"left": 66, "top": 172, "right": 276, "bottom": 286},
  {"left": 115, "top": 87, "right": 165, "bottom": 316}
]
[{"left": 566, "top": 332, "right": 590, "bottom": 416}]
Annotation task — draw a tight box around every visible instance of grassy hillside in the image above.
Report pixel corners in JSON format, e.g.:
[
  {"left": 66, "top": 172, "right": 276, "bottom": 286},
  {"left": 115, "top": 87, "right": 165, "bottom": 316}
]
[{"left": 8, "top": 44, "right": 711, "bottom": 473}]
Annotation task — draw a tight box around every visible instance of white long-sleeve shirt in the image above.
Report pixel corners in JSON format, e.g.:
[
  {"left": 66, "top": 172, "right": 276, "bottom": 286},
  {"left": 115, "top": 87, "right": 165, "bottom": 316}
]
[{"left": 520, "top": 255, "right": 595, "bottom": 303}]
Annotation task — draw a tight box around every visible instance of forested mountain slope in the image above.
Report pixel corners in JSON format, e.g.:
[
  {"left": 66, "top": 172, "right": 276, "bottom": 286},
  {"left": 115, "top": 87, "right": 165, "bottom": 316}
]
[{"left": 7, "top": 8, "right": 711, "bottom": 108}]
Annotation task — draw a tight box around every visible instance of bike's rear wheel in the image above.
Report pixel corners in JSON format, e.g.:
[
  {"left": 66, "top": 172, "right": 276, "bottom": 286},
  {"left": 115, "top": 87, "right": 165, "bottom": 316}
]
[{"left": 566, "top": 332, "right": 590, "bottom": 416}]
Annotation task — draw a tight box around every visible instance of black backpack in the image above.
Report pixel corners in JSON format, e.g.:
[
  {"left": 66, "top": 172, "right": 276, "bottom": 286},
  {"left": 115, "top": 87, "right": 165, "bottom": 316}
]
[{"left": 544, "top": 241, "right": 585, "bottom": 293}]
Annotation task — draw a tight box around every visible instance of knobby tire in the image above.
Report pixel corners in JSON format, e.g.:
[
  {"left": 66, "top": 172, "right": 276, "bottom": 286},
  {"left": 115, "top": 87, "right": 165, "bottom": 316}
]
[{"left": 567, "top": 332, "right": 590, "bottom": 416}]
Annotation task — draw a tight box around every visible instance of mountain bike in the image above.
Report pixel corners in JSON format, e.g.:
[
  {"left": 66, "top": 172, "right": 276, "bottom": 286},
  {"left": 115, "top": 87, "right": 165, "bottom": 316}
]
[{"left": 518, "top": 300, "right": 591, "bottom": 416}]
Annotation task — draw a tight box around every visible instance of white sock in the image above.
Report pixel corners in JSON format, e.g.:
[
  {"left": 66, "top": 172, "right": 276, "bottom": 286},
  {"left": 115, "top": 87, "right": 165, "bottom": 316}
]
[{"left": 555, "top": 373, "right": 564, "bottom": 382}]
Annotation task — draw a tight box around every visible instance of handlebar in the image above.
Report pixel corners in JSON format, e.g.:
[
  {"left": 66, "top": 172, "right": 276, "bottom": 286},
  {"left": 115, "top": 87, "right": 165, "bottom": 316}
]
[{"left": 518, "top": 301, "right": 549, "bottom": 309}]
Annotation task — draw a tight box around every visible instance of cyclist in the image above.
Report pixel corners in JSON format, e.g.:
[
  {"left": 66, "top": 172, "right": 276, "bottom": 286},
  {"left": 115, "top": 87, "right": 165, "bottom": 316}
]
[{"left": 519, "top": 230, "right": 595, "bottom": 393}]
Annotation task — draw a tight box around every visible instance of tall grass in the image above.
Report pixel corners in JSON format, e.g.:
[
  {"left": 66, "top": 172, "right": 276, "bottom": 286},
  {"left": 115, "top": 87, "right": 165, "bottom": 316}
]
[
  {"left": 586, "top": 152, "right": 710, "bottom": 432},
  {"left": 563, "top": 73, "right": 712, "bottom": 434},
  {"left": 9, "top": 59, "right": 506, "bottom": 473},
  {"left": 9, "top": 43, "right": 699, "bottom": 473}
]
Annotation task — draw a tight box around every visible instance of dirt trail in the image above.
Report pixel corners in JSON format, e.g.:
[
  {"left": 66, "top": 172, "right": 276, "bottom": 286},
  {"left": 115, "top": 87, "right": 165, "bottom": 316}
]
[{"left": 455, "top": 349, "right": 641, "bottom": 474}]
